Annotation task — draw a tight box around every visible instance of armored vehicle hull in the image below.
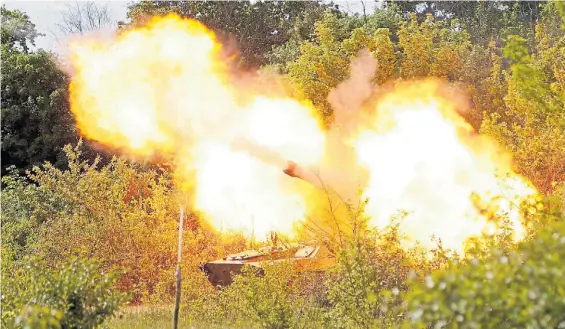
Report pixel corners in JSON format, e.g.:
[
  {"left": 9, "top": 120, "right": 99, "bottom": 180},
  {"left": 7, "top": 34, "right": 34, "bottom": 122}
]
[{"left": 201, "top": 243, "right": 335, "bottom": 286}]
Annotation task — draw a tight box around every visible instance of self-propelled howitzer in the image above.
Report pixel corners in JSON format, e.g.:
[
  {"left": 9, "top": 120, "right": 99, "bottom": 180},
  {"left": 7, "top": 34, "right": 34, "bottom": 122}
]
[
  {"left": 201, "top": 160, "right": 335, "bottom": 287},
  {"left": 201, "top": 242, "right": 335, "bottom": 286}
]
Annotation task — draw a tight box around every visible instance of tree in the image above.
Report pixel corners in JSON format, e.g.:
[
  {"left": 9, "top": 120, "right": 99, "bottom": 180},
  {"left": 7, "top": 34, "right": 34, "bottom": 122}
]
[
  {"left": 1, "top": 143, "right": 247, "bottom": 303},
  {"left": 397, "top": 13, "right": 471, "bottom": 80},
  {"left": 371, "top": 28, "right": 396, "bottom": 85},
  {"left": 125, "top": 0, "right": 336, "bottom": 68},
  {"left": 287, "top": 14, "right": 350, "bottom": 122},
  {"left": 386, "top": 1, "right": 543, "bottom": 46},
  {"left": 1, "top": 5, "right": 43, "bottom": 53},
  {"left": 1, "top": 7, "right": 79, "bottom": 175},
  {"left": 286, "top": 10, "right": 473, "bottom": 123},
  {"left": 480, "top": 3, "right": 565, "bottom": 195},
  {"left": 285, "top": 9, "right": 402, "bottom": 123},
  {"left": 459, "top": 41, "right": 508, "bottom": 130},
  {"left": 56, "top": 1, "right": 113, "bottom": 35}
]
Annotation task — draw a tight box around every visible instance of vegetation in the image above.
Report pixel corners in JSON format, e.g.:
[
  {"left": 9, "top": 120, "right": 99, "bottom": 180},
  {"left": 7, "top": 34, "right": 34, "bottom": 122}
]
[
  {"left": 4, "top": 256, "right": 127, "bottom": 329},
  {"left": 2, "top": 1, "right": 565, "bottom": 328},
  {"left": 124, "top": 1, "right": 340, "bottom": 68},
  {"left": 405, "top": 219, "right": 565, "bottom": 328}
]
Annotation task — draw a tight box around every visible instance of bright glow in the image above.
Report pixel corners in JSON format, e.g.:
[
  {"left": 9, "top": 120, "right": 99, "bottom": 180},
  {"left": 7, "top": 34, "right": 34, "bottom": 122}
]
[
  {"left": 354, "top": 81, "right": 536, "bottom": 250},
  {"left": 69, "top": 14, "right": 325, "bottom": 238},
  {"left": 68, "top": 14, "right": 538, "bottom": 253}
]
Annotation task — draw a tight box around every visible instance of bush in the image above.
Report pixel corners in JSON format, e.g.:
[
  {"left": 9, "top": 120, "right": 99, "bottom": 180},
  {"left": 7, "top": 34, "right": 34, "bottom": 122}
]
[
  {"left": 324, "top": 225, "right": 455, "bottom": 329},
  {"left": 2, "top": 256, "right": 128, "bottom": 329},
  {"left": 402, "top": 212, "right": 565, "bottom": 328},
  {"left": 1, "top": 142, "right": 247, "bottom": 304},
  {"left": 188, "top": 262, "right": 325, "bottom": 329},
  {"left": 13, "top": 305, "right": 64, "bottom": 329}
]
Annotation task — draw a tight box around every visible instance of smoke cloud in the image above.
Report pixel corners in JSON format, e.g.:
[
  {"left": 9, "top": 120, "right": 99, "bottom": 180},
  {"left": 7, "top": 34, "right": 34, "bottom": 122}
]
[{"left": 299, "top": 49, "right": 378, "bottom": 202}]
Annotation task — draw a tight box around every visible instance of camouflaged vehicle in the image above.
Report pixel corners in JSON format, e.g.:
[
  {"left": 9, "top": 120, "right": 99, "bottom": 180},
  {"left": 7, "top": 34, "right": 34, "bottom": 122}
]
[
  {"left": 201, "top": 242, "right": 336, "bottom": 286},
  {"left": 201, "top": 161, "right": 337, "bottom": 286}
]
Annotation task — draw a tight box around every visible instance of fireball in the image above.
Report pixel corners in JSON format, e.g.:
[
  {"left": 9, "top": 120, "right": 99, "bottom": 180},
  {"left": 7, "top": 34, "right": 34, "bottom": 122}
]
[
  {"left": 68, "top": 14, "right": 325, "bottom": 238},
  {"left": 353, "top": 81, "right": 537, "bottom": 251},
  {"left": 67, "top": 14, "right": 538, "bottom": 253}
]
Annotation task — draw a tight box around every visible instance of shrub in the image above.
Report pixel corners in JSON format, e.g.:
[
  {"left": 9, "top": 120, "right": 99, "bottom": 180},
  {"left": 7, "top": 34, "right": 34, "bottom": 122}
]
[
  {"left": 1, "top": 142, "right": 247, "bottom": 304},
  {"left": 2, "top": 256, "right": 128, "bottom": 329},
  {"left": 402, "top": 211, "right": 565, "bottom": 328},
  {"left": 13, "top": 306, "right": 63, "bottom": 329},
  {"left": 188, "top": 262, "right": 325, "bottom": 329}
]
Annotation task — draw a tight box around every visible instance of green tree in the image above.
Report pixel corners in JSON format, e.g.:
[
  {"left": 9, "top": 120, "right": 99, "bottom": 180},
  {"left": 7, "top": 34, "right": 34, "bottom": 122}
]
[
  {"left": 1, "top": 5, "right": 42, "bottom": 53},
  {"left": 480, "top": 4, "right": 565, "bottom": 195},
  {"left": 1, "top": 143, "right": 246, "bottom": 303},
  {"left": 458, "top": 41, "right": 508, "bottom": 130},
  {"left": 1, "top": 7, "right": 80, "bottom": 175},
  {"left": 286, "top": 11, "right": 400, "bottom": 123},
  {"left": 1, "top": 47, "right": 78, "bottom": 175},
  {"left": 266, "top": 6, "right": 352, "bottom": 71},
  {"left": 371, "top": 28, "right": 396, "bottom": 85},
  {"left": 397, "top": 13, "right": 471, "bottom": 80},
  {"left": 287, "top": 14, "right": 350, "bottom": 122},
  {"left": 386, "top": 1, "right": 542, "bottom": 45},
  {"left": 271, "top": 5, "right": 401, "bottom": 71},
  {"left": 125, "top": 0, "right": 335, "bottom": 68}
]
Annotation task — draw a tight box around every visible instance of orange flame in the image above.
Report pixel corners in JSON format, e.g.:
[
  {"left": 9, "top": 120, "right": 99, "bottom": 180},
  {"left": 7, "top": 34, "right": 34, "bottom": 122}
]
[
  {"left": 68, "top": 14, "right": 538, "bottom": 253},
  {"left": 69, "top": 14, "right": 324, "bottom": 238},
  {"left": 353, "top": 81, "right": 537, "bottom": 250}
]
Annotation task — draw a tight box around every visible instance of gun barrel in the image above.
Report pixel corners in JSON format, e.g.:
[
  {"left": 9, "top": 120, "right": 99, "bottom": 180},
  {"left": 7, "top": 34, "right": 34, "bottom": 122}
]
[{"left": 283, "top": 161, "right": 300, "bottom": 178}]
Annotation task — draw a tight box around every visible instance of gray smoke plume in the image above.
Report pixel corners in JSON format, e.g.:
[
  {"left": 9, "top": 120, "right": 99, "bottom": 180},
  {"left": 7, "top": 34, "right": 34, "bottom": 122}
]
[
  {"left": 328, "top": 49, "right": 377, "bottom": 135},
  {"left": 318, "top": 50, "right": 377, "bottom": 200}
]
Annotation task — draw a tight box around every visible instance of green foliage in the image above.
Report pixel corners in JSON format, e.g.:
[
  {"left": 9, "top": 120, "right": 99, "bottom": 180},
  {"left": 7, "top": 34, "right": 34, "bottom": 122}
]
[
  {"left": 326, "top": 242, "right": 399, "bottom": 329},
  {"left": 0, "top": 7, "right": 83, "bottom": 175},
  {"left": 3, "top": 2, "right": 565, "bottom": 329},
  {"left": 557, "top": 1, "right": 565, "bottom": 29},
  {"left": 286, "top": 10, "right": 473, "bottom": 123},
  {"left": 286, "top": 14, "right": 349, "bottom": 122},
  {"left": 285, "top": 10, "right": 398, "bottom": 123},
  {"left": 188, "top": 262, "right": 325, "bottom": 329},
  {"left": 3, "top": 256, "right": 127, "bottom": 329},
  {"left": 397, "top": 13, "right": 471, "bottom": 80},
  {"left": 1, "top": 6, "right": 43, "bottom": 53},
  {"left": 125, "top": 1, "right": 335, "bottom": 68},
  {"left": 13, "top": 305, "right": 63, "bottom": 329},
  {"left": 503, "top": 35, "right": 553, "bottom": 110},
  {"left": 0, "top": 45, "right": 78, "bottom": 175},
  {"left": 1, "top": 6, "right": 104, "bottom": 175},
  {"left": 371, "top": 28, "right": 396, "bottom": 85},
  {"left": 458, "top": 41, "right": 508, "bottom": 129},
  {"left": 324, "top": 226, "right": 455, "bottom": 329},
  {"left": 388, "top": 1, "right": 541, "bottom": 45},
  {"left": 480, "top": 4, "right": 565, "bottom": 194},
  {"left": 1, "top": 143, "right": 246, "bottom": 303},
  {"left": 402, "top": 213, "right": 565, "bottom": 328}
]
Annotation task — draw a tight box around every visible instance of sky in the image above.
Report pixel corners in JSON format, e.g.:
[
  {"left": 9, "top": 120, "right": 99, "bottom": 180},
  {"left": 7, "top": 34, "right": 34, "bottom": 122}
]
[
  {"left": 4, "top": 0, "right": 378, "bottom": 53},
  {"left": 4, "top": 1, "right": 135, "bottom": 53}
]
